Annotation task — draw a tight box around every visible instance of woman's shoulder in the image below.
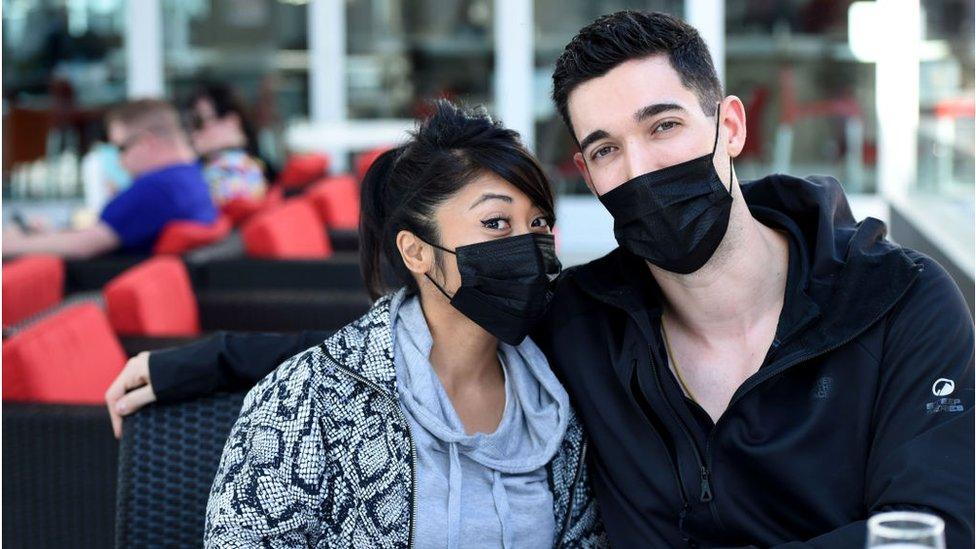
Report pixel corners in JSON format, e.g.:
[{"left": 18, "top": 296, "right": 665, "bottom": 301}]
[
  {"left": 315, "top": 292, "right": 401, "bottom": 381},
  {"left": 243, "top": 292, "right": 400, "bottom": 419},
  {"left": 237, "top": 344, "right": 333, "bottom": 427}
]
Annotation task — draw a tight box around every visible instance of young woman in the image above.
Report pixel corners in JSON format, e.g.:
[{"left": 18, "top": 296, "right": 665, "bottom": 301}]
[
  {"left": 185, "top": 83, "right": 271, "bottom": 205},
  {"left": 203, "top": 101, "right": 605, "bottom": 547}
]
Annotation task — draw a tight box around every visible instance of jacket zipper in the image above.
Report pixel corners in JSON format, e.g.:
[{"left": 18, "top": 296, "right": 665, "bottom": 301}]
[
  {"left": 554, "top": 440, "right": 587, "bottom": 549},
  {"left": 648, "top": 346, "right": 726, "bottom": 533},
  {"left": 333, "top": 365, "right": 417, "bottom": 549},
  {"left": 695, "top": 268, "right": 920, "bottom": 533}
]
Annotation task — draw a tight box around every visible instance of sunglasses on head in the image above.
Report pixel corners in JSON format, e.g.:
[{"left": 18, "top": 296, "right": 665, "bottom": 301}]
[
  {"left": 114, "top": 130, "right": 147, "bottom": 154},
  {"left": 114, "top": 125, "right": 172, "bottom": 153}
]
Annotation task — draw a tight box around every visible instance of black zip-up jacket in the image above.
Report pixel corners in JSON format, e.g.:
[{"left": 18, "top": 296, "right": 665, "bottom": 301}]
[{"left": 150, "top": 174, "right": 974, "bottom": 548}]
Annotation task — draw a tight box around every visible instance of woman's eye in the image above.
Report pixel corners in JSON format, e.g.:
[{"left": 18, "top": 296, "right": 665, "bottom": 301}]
[
  {"left": 482, "top": 217, "right": 510, "bottom": 230},
  {"left": 531, "top": 217, "right": 550, "bottom": 228}
]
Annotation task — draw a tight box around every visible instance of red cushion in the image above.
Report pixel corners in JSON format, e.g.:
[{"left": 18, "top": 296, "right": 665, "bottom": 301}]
[
  {"left": 241, "top": 198, "right": 333, "bottom": 259},
  {"left": 277, "top": 153, "right": 330, "bottom": 189},
  {"left": 2, "top": 255, "right": 65, "bottom": 328},
  {"left": 103, "top": 257, "right": 201, "bottom": 336},
  {"left": 355, "top": 147, "right": 391, "bottom": 182},
  {"left": 221, "top": 187, "right": 284, "bottom": 225},
  {"left": 2, "top": 303, "right": 126, "bottom": 404},
  {"left": 307, "top": 175, "right": 361, "bottom": 230},
  {"left": 153, "top": 216, "right": 232, "bottom": 255}
]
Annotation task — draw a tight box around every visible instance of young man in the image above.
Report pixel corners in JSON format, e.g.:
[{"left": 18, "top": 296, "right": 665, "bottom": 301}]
[
  {"left": 106, "top": 11, "right": 973, "bottom": 547},
  {"left": 3, "top": 99, "right": 216, "bottom": 258}
]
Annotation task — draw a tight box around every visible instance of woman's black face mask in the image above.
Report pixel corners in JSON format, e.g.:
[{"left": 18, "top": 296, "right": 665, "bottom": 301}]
[
  {"left": 598, "top": 105, "right": 734, "bottom": 274},
  {"left": 424, "top": 233, "right": 562, "bottom": 345}
]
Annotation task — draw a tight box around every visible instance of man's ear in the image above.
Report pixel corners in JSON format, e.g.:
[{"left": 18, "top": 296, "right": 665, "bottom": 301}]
[
  {"left": 720, "top": 96, "right": 747, "bottom": 159},
  {"left": 573, "top": 152, "right": 598, "bottom": 195},
  {"left": 396, "top": 230, "right": 430, "bottom": 275}
]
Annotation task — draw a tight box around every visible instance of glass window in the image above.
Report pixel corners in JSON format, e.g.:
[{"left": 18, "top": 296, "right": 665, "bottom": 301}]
[
  {"left": 346, "top": 0, "right": 494, "bottom": 119},
  {"left": 162, "top": 0, "right": 309, "bottom": 166},
  {"left": 725, "top": 0, "right": 878, "bottom": 194},
  {"left": 3, "top": 0, "right": 127, "bottom": 198},
  {"left": 903, "top": 0, "right": 974, "bottom": 283},
  {"left": 915, "top": 0, "right": 974, "bottom": 198}
]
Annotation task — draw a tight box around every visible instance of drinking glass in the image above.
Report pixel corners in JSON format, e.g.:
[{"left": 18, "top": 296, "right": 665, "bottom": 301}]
[{"left": 866, "top": 511, "right": 945, "bottom": 549}]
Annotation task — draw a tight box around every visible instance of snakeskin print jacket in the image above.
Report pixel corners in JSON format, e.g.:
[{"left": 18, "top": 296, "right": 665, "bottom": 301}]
[{"left": 205, "top": 292, "right": 608, "bottom": 548}]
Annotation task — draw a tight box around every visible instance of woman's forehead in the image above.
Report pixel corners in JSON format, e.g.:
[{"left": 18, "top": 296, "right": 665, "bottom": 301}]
[{"left": 453, "top": 173, "right": 535, "bottom": 206}]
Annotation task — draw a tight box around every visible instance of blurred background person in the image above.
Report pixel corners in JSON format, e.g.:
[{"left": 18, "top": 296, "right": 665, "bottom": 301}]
[
  {"left": 185, "top": 83, "right": 271, "bottom": 206},
  {"left": 3, "top": 98, "right": 217, "bottom": 259}
]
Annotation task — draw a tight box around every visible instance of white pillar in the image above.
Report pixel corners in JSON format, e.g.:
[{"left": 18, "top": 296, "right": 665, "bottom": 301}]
[
  {"left": 309, "top": 0, "right": 347, "bottom": 123},
  {"left": 685, "top": 0, "right": 725, "bottom": 87},
  {"left": 308, "top": 0, "right": 349, "bottom": 169},
  {"left": 494, "top": 0, "right": 535, "bottom": 151},
  {"left": 875, "top": 0, "right": 921, "bottom": 202},
  {"left": 125, "top": 0, "right": 164, "bottom": 98}
]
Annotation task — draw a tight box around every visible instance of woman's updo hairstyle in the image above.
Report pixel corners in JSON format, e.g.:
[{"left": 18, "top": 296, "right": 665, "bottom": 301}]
[{"left": 359, "top": 100, "right": 555, "bottom": 300}]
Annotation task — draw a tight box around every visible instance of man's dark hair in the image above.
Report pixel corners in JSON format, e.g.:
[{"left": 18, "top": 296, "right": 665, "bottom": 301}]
[{"left": 552, "top": 10, "right": 723, "bottom": 138}]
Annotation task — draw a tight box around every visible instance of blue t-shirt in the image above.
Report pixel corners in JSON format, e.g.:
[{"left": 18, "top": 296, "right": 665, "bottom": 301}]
[{"left": 100, "top": 162, "right": 217, "bottom": 254}]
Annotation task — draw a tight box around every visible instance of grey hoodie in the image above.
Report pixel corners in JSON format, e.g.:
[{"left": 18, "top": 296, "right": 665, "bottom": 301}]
[{"left": 392, "top": 292, "right": 571, "bottom": 549}]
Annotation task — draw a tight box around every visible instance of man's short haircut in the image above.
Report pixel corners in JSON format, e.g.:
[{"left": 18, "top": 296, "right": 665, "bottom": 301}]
[
  {"left": 552, "top": 10, "right": 724, "bottom": 138},
  {"left": 105, "top": 98, "right": 184, "bottom": 138}
]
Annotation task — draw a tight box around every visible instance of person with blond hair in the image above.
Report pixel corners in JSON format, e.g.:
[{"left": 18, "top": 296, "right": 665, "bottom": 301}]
[{"left": 4, "top": 98, "right": 217, "bottom": 258}]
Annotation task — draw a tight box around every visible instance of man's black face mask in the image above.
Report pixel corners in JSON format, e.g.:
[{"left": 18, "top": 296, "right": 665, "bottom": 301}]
[
  {"left": 425, "top": 232, "right": 562, "bottom": 345},
  {"left": 598, "top": 106, "right": 734, "bottom": 274}
]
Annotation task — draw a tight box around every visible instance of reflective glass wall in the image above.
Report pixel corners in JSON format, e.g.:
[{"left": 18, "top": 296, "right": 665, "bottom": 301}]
[
  {"left": 162, "top": 0, "right": 309, "bottom": 167},
  {"left": 346, "top": 0, "right": 495, "bottom": 119},
  {"left": 726, "top": 0, "right": 878, "bottom": 194},
  {"left": 4, "top": 1, "right": 972, "bottom": 232},
  {"left": 3, "top": 0, "right": 128, "bottom": 199},
  {"left": 916, "top": 0, "right": 974, "bottom": 199}
]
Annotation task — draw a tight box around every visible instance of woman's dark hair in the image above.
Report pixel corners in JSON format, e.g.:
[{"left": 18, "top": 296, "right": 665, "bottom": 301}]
[
  {"left": 552, "top": 10, "right": 723, "bottom": 138},
  {"left": 360, "top": 100, "right": 556, "bottom": 300},
  {"left": 186, "top": 83, "right": 261, "bottom": 160}
]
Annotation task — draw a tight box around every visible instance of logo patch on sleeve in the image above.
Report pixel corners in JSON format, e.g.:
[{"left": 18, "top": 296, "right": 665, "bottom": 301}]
[{"left": 932, "top": 378, "right": 955, "bottom": 397}]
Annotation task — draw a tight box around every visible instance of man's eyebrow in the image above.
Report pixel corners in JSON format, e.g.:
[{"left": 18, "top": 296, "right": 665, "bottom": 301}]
[
  {"left": 578, "top": 129, "right": 610, "bottom": 154},
  {"left": 468, "top": 193, "right": 513, "bottom": 210},
  {"left": 634, "top": 103, "right": 686, "bottom": 123}
]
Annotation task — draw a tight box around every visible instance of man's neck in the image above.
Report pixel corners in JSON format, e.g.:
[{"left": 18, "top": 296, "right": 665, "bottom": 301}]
[
  {"left": 133, "top": 147, "right": 197, "bottom": 177},
  {"left": 652, "top": 208, "right": 790, "bottom": 340}
]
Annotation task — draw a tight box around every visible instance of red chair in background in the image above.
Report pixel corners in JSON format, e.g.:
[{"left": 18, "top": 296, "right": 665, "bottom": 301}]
[
  {"left": 355, "top": 146, "right": 391, "bottom": 182},
  {"left": 241, "top": 198, "right": 334, "bottom": 259},
  {"left": 153, "top": 216, "right": 232, "bottom": 255},
  {"left": 221, "top": 186, "right": 284, "bottom": 226},
  {"left": 103, "top": 256, "right": 201, "bottom": 337},
  {"left": 739, "top": 86, "right": 771, "bottom": 161},
  {"left": 307, "top": 175, "right": 361, "bottom": 230},
  {"left": 2, "top": 255, "right": 65, "bottom": 328},
  {"left": 2, "top": 303, "right": 126, "bottom": 404},
  {"left": 774, "top": 68, "right": 867, "bottom": 190},
  {"left": 276, "top": 152, "right": 330, "bottom": 190}
]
